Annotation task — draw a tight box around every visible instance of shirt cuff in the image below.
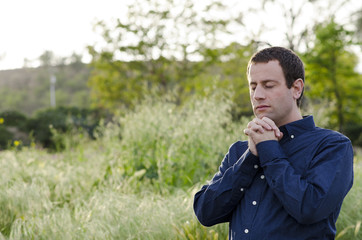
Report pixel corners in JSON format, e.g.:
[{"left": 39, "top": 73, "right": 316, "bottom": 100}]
[
  {"left": 232, "top": 150, "right": 260, "bottom": 186},
  {"left": 256, "top": 140, "right": 287, "bottom": 167}
]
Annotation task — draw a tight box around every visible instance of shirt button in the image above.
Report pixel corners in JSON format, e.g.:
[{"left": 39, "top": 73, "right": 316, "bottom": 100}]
[
  {"left": 260, "top": 175, "right": 265, "bottom": 179},
  {"left": 252, "top": 201, "right": 257, "bottom": 205},
  {"left": 240, "top": 188, "right": 244, "bottom": 192},
  {"left": 291, "top": 134, "right": 295, "bottom": 139},
  {"left": 254, "top": 164, "right": 259, "bottom": 169},
  {"left": 244, "top": 229, "right": 249, "bottom": 234}
]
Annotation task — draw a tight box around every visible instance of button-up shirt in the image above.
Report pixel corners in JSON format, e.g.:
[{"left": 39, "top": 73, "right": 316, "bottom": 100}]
[{"left": 194, "top": 116, "right": 353, "bottom": 239}]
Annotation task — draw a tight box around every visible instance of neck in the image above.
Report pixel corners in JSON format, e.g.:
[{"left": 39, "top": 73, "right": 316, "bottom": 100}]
[{"left": 277, "top": 109, "right": 302, "bottom": 127}]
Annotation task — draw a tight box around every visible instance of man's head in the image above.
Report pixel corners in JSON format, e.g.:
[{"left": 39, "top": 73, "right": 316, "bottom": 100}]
[
  {"left": 247, "top": 46, "right": 305, "bottom": 107},
  {"left": 247, "top": 47, "right": 305, "bottom": 127}
]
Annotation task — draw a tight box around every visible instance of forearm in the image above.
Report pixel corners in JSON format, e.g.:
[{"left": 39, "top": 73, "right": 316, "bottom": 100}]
[{"left": 194, "top": 150, "right": 259, "bottom": 226}]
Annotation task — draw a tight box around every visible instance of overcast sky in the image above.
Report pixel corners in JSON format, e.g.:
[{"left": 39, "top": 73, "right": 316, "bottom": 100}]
[
  {"left": 0, "top": 0, "right": 127, "bottom": 70},
  {"left": 0, "top": 0, "right": 361, "bottom": 71}
]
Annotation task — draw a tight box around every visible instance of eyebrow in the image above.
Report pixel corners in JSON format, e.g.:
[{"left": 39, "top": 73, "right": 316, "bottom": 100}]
[{"left": 249, "top": 79, "right": 278, "bottom": 85}]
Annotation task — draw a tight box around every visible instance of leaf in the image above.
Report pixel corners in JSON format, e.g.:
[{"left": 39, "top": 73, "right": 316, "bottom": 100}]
[
  {"left": 355, "top": 221, "right": 361, "bottom": 236},
  {"left": 133, "top": 169, "right": 147, "bottom": 178},
  {"left": 336, "top": 225, "right": 354, "bottom": 239}
]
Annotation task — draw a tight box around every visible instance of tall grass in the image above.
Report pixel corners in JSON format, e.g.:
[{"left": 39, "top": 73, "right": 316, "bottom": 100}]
[
  {"left": 336, "top": 148, "right": 362, "bottom": 239},
  {"left": 0, "top": 95, "right": 360, "bottom": 239},
  {"left": 94, "top": 94, "right": 246, "bottom": 192}
]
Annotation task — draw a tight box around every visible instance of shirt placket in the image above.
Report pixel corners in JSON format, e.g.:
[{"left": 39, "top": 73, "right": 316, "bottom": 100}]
[{"left": 240, "top": 166, "right": 265, "bottom": 238}]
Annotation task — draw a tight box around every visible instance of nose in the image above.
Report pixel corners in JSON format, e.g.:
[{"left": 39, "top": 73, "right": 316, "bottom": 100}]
[{"left": 253, "top": 85, "right": 265, "bottom": 100}]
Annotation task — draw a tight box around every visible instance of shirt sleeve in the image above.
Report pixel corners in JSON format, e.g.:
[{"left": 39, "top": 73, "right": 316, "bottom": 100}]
[
  {"left": 193, "top": 141, "right": 260, "bottom": 227},
  {"left": 257, "top": 135, "right": 354, "bottom": 225}
]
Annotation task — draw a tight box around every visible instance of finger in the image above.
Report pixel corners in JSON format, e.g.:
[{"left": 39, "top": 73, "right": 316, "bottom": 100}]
[
  {"left": 247, "top": 121, "right": 265, "bottom": 133},
  {"left": 251, "top": 123, "right": 265, "bottom": 133},
  {"left": 277, "top": 131, "right": 284, "bottom": 141},
  {"left": 244, "top": 128, "right": 252, "bottom": 136},
  {"left": 260, "top": 117, "right": 278, "bottom": 130},
  {"left": 243, "top": 128, "right": 249, "bottom": 135},
  {"left": 261, "top": 117, "right": 282, "bottom": 137},
  {"left": 244, "top": 128, "right": 259, "bottom": 136},
  {"left": 253, "top": 118, "right": 272, "bottom": 130}
]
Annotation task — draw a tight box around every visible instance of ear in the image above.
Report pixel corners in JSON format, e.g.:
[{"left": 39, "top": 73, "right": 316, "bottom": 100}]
[{"left": 292, "top": 79, "right": 304, "bottom": 100}]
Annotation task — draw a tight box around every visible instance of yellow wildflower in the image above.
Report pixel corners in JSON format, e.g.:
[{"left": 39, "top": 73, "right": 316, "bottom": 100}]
[
  {"left": 0, "top": 118, "right": 4, "bottom": 124},
  {"left": 14, "top": 140, "right": 21, "bottom": 147}
]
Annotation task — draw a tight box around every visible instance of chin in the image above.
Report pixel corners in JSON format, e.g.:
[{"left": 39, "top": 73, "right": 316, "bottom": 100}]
[
  {"left": 256, "top": 113, "right": 275, "bottom": 122},
  {"left": 255, "top": 112, "right": 268, "bottom": 119}
]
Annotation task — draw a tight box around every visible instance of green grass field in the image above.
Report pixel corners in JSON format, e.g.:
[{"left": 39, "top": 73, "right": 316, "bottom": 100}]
[{"left": 0, "top": 97, "right": 360, "bottom": 239}]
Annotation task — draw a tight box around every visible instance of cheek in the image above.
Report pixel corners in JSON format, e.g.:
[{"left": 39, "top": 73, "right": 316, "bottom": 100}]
[{"left": 275, "top": 89, "right": 293, "bottom": 100}]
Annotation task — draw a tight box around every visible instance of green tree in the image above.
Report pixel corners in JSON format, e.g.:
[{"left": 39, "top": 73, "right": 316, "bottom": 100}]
[
  {"left": 87, "top": 0, "right": 244, "bottom": 111},
  {"left": 187, "top": 42, "right": 257, "bottom": 118},
  {"left": 303, "top": 19, "right": 362, "bottom": 133}
]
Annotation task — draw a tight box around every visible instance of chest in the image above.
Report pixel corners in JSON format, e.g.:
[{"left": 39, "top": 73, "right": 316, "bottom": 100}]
[{"left": 278, "top": 137, "right": 320, "bottom": 176}]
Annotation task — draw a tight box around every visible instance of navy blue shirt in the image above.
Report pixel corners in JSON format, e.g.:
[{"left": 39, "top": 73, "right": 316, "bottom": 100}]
[{"left": 194, "top": 116, "right": 353, "bottom": 239}]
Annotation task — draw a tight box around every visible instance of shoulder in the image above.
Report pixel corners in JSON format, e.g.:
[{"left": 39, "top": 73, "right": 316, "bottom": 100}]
[
  {"left": 314, "top": 127, "right": 351, "bottom": 144},
  {"left": 311, "top": 127, "right": 353, "bottom": 158}
]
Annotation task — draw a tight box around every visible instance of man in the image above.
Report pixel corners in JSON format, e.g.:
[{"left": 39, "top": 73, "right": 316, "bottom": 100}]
[{"left": 193, "top": 47, "right": 353, "bottom": 239}]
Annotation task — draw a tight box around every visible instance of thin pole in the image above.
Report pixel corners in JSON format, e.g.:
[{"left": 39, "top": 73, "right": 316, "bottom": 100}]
[{"left": 50, "top": 74, "right": 56, "bottom": 107}]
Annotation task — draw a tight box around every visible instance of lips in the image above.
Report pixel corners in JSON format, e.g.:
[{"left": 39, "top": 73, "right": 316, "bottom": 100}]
[{"left": 255, "top": 105, "right": 270, "bottom": 111}]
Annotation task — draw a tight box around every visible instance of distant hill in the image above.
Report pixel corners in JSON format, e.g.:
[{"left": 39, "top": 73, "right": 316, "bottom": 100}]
[{"left": 0, "top": 62, "right": 92, "bottom": 116}]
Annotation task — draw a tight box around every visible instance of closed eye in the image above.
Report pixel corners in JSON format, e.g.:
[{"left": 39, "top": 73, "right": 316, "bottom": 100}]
[{"left": 249, "top": 84, "right": 256, "bottom": 91}]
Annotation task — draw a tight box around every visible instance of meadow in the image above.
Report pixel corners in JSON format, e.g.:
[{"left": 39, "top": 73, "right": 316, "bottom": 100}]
[{"left": 0, "top": 96, "right": 360, "bottom": 239}]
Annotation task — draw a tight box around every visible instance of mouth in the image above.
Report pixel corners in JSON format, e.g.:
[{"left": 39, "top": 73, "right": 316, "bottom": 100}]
[{"left": 255, "top": 105, "right": 270, "bottom": 111}]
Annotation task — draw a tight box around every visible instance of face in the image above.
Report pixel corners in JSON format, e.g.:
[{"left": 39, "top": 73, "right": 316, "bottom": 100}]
[{"left": 248, "top": 60, "right": 302, "bottom": 127}]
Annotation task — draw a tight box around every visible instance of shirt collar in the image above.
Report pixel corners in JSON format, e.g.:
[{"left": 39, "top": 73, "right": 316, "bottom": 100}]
[{"left": 279, "top": 115, "right": 315, "bottom": 140}]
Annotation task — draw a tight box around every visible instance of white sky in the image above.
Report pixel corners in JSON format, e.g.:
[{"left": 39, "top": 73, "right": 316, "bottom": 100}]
[
  {"left": 0, "top": 0, "right": 126, "bottom": 70},
  {"left": 0, "top": 0, "right": 361, "bottom": 71}
]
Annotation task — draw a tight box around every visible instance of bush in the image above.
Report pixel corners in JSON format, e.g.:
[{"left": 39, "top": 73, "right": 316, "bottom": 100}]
[
  {"left": 344, "top": 122, "right": 362, "bottom": 147},
  {"left": 26, "top": 106, "right": 106, "bottom": 150},
  {"left": 0, "top": 126, "right": 13, "bottom": 150},
  {"left": 0, "top": 111, "right": 29, "bottom": 149},
  {"left": 96, "top": 94, "right": 247, "bottom": 192},
  {"left": 0, "top": 111, "right": 28, "bottom": 130},
  {"left": 0, "top": 96, "right": 359, "bottom": 239}
]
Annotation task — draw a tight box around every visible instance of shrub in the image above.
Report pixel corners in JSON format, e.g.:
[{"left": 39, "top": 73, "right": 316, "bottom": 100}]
[
  {"left": 97, "top": 94, "right": 247, "bottom": 191},
  {"left": 0, "top": 126, "right": 13, "bottom": 150},
  {"left": 344, "top": 122, "right": 362, "bottom": 147},
  {"left": 0, "top": 97, "right": 360, "bottom": 239},
  {"left": 0, "top": 111, "right": 28, "bottom": 131},
  {"left": 0, "top": 111, "right": 29, "bottom": 149},
  {"left": 26, "top": 107, "right": 106, "bottom": 150}
]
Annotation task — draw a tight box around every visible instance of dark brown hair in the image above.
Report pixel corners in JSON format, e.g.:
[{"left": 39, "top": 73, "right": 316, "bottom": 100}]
[{"left": 247, "top": 46, "right": 305, "bottom": 107}]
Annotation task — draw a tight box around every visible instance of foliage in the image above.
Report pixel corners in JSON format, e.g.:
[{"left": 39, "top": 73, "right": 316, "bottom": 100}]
[
  {"left": 336, "top": 149, "right": 362, "bottom": 239},
  {"left": 95, "top": 94, "right": 246, "bottom": 191},
  {"left": 0, "top": 111, "right": 29, "bottom": 149},
  {"left": 25, "top": 106, "right": 105, "bottom": 150},
  {"left": 0, "top": 107, "right": 107, "bottom": 151},
  {"left": 0, "top": 60, "right": 91, "bottom": 116},
  {"left": 87, "top": 2, "right": 362, "bottom": 134},
  {"left": 344, "top": 123, "right": 362, "bottom": 147},
  {"left": 175, "top": 218, "right": 228, "bottom": 240},
  {"left": 0, "top": 97, "right": 360, "bottom": 239},
  {"left": 303, "top": 19, "right": 362, "bottom": 134},
  {"left": 0, "top": 126, "right": 13, "bottom": 150},
  {"left": 87, "top": 0, "right": 247, "bottom": 111},
  {"left": 0, "top": 111, "right": 27, "bottom": 130}
]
